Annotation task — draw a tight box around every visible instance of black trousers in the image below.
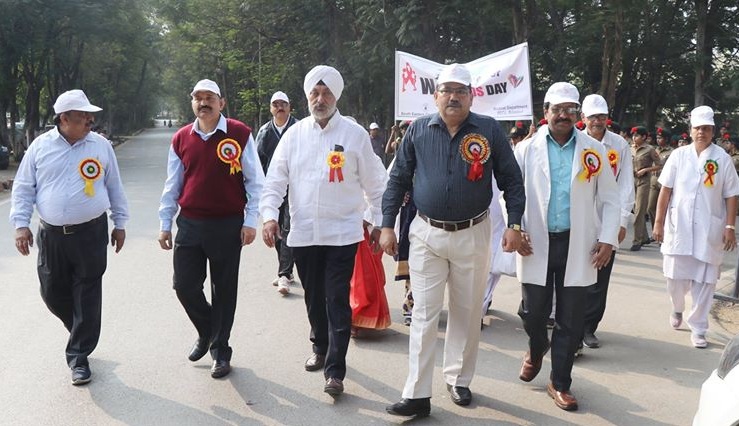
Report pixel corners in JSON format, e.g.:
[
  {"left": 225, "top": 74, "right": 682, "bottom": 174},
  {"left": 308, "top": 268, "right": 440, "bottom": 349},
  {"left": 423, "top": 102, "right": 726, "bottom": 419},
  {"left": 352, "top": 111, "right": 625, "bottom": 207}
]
[
  {"left": 37, "top": 214, "right": 108, "bottom": 369},
  {"left": 173, "top": 215, "right": 242, "bottom": 362},
  {"left": 293, "top": 244, "right": 358, "bottom": 380},
  {"left": 518, "top": 232, "right": 588, "bottom": 391},
  {"left": 275, "top": 199, "right": 294, "bottom": 278},
  {"left": 583, "top": 251, "right": 616, "bottom": 335}
]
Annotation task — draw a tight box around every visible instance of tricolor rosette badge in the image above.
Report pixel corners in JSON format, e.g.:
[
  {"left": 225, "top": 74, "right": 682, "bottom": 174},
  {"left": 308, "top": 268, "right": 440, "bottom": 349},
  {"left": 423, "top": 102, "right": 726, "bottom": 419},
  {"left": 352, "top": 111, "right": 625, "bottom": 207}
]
[
  {"left": 78, "top": 158, "right": 103, "bottom": 197},
  {"left": 217, "top": 138, "right": 242, "bottom": 175},
  {"left": 607, "top": 149, "right": 619, "bottom": 176},
  {"left": 578, "top": 149, "right": 602, "bottom": 182},
  {"left": 704, "top": 159, "right": 718, "bottom": 187},
  {"left": 327, "top": 151, "right": 345, "bottom": 182}
]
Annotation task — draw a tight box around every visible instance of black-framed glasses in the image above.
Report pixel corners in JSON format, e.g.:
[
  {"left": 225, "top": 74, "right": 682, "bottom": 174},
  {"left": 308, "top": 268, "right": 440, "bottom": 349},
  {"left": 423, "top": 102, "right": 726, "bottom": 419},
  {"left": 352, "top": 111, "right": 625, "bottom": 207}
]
[{"left": 550, "top": 106, "right": 580, "bottom": 115}]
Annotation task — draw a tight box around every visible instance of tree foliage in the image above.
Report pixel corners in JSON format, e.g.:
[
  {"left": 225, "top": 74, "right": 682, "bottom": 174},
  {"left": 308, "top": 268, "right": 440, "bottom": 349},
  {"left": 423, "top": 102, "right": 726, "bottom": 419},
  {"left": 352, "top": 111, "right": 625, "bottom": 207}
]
[{"left": 2, "top": 0, "right": 737, "bottom": 154}]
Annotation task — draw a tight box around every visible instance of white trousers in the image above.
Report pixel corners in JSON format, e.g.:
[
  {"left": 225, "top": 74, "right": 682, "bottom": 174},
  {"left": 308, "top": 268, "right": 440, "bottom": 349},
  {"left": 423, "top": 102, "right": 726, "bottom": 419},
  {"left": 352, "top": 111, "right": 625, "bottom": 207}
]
[
  {"left": 666, "top": 278, "right": 716, "bottom": 335},
  {"left": 402, "top": 215, "right": 491, "bottom": 398}
]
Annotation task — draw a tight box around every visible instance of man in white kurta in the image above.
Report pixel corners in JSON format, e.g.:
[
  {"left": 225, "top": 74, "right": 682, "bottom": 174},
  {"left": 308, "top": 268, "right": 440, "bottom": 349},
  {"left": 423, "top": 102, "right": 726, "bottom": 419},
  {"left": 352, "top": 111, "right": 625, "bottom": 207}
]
[
  {"left": 514, "top": 83, "right": 620, "bottom": 411},
  {"left": 653, "top": 105, "right": 739, "bottom": 349},
  {"left": 259, "top": 65, "right": 388, "bottom": 396}
]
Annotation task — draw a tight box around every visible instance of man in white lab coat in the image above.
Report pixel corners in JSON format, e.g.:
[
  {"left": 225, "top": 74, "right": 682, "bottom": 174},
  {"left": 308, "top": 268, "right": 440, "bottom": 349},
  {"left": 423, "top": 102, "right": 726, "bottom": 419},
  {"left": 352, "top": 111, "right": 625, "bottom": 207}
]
[{"left": 514, "top": 82, "right": 620, "bottom": 411}]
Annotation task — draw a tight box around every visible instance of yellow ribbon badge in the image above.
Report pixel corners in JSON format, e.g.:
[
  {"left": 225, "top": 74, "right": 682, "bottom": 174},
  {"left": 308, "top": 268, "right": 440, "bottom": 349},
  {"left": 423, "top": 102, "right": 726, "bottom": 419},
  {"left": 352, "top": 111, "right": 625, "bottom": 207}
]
[
  {"left": 217, "top": 138, "right": 243, "bottom": 175},
  {"left": 78, "top": 158, "right": 103, "bottom": 197}
]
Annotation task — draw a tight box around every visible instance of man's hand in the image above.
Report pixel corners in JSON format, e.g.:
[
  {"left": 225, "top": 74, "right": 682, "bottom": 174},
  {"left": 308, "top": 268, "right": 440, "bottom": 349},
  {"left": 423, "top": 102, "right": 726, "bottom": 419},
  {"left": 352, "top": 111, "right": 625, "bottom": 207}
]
[
  {"left": 262, "top": 220, "right": 280, "bottom": 248},
  {"left": 241, "top": 226, "right": 256, "bottom": 246},
  {"left": 158, "top": 231, "right": 173, "bottom": 250},
  {"left": 368, "top": 227, "right": 382, "bottom": 253},
  {"left": 517, "top": 232, "right": 533, "bottom": 256},
  {"left": 111, "top": 229, "right": 126, "bottom": 253},
  {"left": 591, "top": 242, "right": 614, "bottom": 269},
  {"left": 618, "top": 226, "right": 626, "bottom": 244},
  {"left": 15, "top": 227, "right": 33, "bottom": 256},
  {"left": 380, "top": 227, "right": 398, "bottom": 256},
  {"left": 501, "top": 228, "right": 522, "bottom": 252}
]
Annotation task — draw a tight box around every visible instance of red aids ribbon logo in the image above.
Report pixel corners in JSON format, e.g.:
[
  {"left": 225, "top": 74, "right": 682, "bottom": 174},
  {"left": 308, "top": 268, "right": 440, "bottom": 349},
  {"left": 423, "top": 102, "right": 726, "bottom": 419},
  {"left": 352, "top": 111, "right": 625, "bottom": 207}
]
[
  {"left": 607, "top": 149, "right": 619, "bottom": 176},
  {"left": 578, "top": 149, "right": 602, "bottom": 182},
  {"left": 459, "top": 134, "right": 491, "bottom": 182},
  {"left": 401, "top": 62, "right": 417, "bottom": 92}
]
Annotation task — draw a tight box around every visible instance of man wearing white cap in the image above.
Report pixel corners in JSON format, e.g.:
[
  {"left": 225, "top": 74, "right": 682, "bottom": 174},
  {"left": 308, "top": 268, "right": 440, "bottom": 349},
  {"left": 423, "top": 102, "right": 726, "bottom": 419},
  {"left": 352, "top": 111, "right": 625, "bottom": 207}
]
[
  {"left": 653, "top": 105, "right": 739, "bottom": 349},
  {"left": 256, "top": 91, "right": 298, "bottom": 295},
  {"left": 382, "top": 63, "right": 525, "bottom": 417},
  {"left": 259, "top": 65, "right": 387, "bottom": 396},
  {"left": 158, "top": 78, "right": 264, "bottom": 379},
  {"left": 577, "top": 94, "right": 634, "bottom": 351},
  {"left": 10, "top": 89, "right": 129, "bottom": 385},
  {"left": 368, "top": 122, "right": 385, "bottom": 164},
  {"left": 514, "top": 82, "right": 620, "bottom": 411}
]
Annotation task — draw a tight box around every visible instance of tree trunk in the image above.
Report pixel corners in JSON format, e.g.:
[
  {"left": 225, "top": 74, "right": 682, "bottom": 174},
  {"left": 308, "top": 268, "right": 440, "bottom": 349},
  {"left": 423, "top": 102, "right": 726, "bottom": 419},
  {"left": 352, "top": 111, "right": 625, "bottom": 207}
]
[
  {"left": 694, "top": 0, "right": 708, "bottom": 106},
  {"left": 599, "top": 1, "right": 623, "bottom": 109}
]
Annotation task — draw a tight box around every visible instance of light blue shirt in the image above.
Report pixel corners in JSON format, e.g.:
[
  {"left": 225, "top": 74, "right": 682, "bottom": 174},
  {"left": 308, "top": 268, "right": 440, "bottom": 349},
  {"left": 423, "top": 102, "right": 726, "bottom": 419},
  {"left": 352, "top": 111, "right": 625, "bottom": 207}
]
[
  {"left": 546, "top": 129, "right": 576, "bottom": 232},
  {"left": 10, "top": 127, "right": 129, "bottom": 228},
  {"left": 159, "top": 114, "right": 264, "bottom": 231}
]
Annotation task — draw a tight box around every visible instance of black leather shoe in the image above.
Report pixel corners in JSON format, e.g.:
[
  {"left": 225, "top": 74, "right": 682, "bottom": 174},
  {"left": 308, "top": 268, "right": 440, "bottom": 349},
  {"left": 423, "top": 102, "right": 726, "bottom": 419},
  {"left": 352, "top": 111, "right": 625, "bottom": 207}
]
[
  {"left": 583, "top": 332, "right": 600, "bottom": 348},
  {"left": 304, "top": 353, "right": 326, "bottom": 371},
  {"left": 210, "top": 360, "right": 231, "bottom": 378},
  {"left": 629, "top": 243, "right": 641, "bottom": 251},
  {"left": 447, "top": 384, "right": 472, "bottom": 406},
  {"left": 188, "top": 337, "right": 209, "bottom": 362},
  {"left": 71, "top": 365, "right": 91, "bottom": 386},
  {"left": 386, "top": 398, "right": 430, "bottom": 417}
]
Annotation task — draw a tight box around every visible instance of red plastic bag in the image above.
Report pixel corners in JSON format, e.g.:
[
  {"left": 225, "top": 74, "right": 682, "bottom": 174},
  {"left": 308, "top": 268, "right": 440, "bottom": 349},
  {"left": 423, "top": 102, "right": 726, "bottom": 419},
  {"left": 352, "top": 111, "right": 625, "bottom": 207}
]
[{"left": 350, "top": 228, "right": 391, "bottom": 329}]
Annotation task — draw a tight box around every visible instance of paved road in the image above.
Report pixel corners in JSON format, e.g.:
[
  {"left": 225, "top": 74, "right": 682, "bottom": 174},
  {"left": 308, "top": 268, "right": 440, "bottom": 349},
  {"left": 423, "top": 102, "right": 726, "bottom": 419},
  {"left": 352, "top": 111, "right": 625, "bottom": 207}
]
[{"left": 0, "top": 126, "right": 733, "bottom": 425}]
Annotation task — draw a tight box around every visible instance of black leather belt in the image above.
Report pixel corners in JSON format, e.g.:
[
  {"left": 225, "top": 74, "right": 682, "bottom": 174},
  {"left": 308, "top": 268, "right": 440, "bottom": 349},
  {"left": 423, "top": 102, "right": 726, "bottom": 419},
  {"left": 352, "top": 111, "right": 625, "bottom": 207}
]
[
  {"left": 418, "top": 210, "right": 488, "bottom": 232},
  {"left": 40, "top": 214, "right": 106, "bottom": 235},
  {"left": 548, "top": 230, "right": 570, "bottom": 240}
]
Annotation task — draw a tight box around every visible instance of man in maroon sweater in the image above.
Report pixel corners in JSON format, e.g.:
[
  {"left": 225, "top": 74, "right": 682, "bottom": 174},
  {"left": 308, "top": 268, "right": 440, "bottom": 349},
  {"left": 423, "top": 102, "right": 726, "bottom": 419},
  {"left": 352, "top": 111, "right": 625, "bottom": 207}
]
[{"left": 158, "top": 79, "right": 264, "bottom": 379}]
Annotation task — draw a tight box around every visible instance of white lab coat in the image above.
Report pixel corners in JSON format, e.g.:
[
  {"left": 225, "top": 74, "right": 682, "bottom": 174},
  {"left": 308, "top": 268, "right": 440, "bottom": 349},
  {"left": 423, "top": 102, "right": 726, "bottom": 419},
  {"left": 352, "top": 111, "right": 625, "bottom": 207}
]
[
  {"left": 658, "top": 143, "right": 739, "bottom": 266},
  {"left": 514, "top": 127, "right": 621, "bottom": 287}
]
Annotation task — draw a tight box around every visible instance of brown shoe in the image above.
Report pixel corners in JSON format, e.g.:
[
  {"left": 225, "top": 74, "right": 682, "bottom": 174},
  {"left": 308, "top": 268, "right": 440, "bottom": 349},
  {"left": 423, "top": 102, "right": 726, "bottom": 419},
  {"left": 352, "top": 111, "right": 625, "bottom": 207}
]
[
  {"left": 324, "top": 377, "right": 344, "bottom": 396},
  {"left": 519, "top": 343, "right": 550, "bottom": 382},
  {"left": 547, "top": 382, "right": 578, "bottom": 411}
]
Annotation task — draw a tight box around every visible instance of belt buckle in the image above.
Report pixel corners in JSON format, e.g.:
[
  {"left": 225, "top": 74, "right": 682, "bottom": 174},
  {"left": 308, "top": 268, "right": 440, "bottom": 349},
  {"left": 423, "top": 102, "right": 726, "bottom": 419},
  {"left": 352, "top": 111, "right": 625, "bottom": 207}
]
[{"left": 62, "top": 225, "right": 74, "bottom": 235}]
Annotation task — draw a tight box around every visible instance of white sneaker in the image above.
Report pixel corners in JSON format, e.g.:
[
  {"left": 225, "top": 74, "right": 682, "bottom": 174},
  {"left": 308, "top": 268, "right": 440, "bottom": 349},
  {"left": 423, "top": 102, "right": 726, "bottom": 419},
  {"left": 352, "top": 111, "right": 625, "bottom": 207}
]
[
  {"left": 271, "top": 277, "right": 280, "bottom": 287},
  {"left": 286, "top": 275, "right": 296, "bottom": 285},
  {"left": 277, "top": 276, "right": 290, "bottom": 295},
  {"left": 691, "top": 333, "right": 707, "bottom": 348}
]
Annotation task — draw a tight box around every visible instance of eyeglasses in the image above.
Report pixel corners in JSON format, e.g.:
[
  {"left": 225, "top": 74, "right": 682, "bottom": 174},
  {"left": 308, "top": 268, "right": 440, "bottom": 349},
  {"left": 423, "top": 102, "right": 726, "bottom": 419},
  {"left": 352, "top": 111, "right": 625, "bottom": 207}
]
[
  {"left": 549, "top": 106, "right": 580, "bottom": 115},
  {"left": 587, "top": 114, "right": 608, "bottom": 121},
  {"left": 437, "top": 87, "right": 470, "bottom": 96}
]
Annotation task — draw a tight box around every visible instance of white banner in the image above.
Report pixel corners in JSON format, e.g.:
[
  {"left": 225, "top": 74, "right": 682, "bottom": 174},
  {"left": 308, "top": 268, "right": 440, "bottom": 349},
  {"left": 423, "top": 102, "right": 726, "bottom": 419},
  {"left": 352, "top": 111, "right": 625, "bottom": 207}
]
[{"left": 394, "top": 43, "right": 533, "bottom": 121}]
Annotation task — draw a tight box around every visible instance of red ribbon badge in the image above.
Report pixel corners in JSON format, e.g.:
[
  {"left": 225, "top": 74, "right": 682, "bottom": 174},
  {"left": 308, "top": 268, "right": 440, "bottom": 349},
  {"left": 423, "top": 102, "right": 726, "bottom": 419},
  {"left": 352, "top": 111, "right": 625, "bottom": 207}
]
[
  {"left": 607, "top": 149, "right": 618, "bottom": 176},
  {"left": 327, "top": 151, "right": 345, "bottom": 182},
  {"left": 459, "top": 134, "right": 491, "bottom": 182},
  {"left": 578, "top": 149, "right": 602, "bottom": 182},
  {"left": 704, "top": 159, "right": 718, "bottom": 187},
  {"left": 216, "top": 138, "right": 242, "bottom": 175}
]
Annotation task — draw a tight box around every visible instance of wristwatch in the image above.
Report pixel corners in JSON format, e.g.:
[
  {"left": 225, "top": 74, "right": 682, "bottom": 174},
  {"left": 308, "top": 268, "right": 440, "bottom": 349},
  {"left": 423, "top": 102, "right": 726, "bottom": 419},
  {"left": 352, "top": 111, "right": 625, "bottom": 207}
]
[{"left": 508, "top": 223, "right": 522, "bottom": 231}]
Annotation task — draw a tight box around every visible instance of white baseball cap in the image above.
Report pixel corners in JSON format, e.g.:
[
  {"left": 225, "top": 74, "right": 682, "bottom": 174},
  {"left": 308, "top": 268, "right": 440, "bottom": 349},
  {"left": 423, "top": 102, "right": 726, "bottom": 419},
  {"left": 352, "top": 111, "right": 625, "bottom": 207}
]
[
  {"left": 437, "top": 63, "right": 471, "bottom": 86},
  {"left": 53, "top": 90, "right": 102, "bottom": 114},
  {"left": 270, "top": 91, "right": 289, "bottom": 104},
  {"left": 369, "top": 122, "right": 379, "bottom": 130},
  {"left": 190, "top": 79, "right": 221, "bottom": 97},
  {"left": 544, "top": 82, "right": 580, "bottom": 106},
  {"left": 690, "top": 106, "right": 714, "bottom": 127},
  {"left": 581, "top": 94, "right": 608, "bottom": 117}
]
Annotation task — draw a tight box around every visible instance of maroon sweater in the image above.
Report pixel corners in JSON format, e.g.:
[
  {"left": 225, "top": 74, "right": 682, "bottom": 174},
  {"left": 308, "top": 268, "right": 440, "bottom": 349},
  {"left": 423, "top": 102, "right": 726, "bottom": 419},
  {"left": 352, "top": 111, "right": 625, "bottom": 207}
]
[{"left": 173, "top": 119, "right": 252, "bottom": 219}]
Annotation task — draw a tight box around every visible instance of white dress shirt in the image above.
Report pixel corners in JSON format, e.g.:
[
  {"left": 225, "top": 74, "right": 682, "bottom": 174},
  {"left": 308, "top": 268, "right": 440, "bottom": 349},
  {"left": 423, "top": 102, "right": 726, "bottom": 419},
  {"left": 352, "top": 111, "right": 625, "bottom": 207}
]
[
  {"left": 158, "top": 114, "right": 264, "bottom": 231},
  {"left": 259, "top": 112, "right": 388, "bottom": 247},
  {"left": 10, "top": 127, "right": 129, "bottom": 228},
  {"left": 599, "top": 130, "right": 635, "bottom": 229}
]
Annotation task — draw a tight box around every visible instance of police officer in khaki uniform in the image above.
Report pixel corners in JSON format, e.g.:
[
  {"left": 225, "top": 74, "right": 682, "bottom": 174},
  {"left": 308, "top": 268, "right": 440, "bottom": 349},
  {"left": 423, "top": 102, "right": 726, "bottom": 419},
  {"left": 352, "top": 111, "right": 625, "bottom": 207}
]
[
  {"left": 721, "top": 135, "right": 739, "bottom": 175},
  {"left": 631, "top": 126, "right": 661, "bottom": 251},
  {"left": 647, "top": 128, "right": 674, "bottom": 232}
]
